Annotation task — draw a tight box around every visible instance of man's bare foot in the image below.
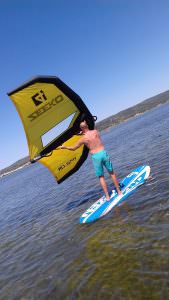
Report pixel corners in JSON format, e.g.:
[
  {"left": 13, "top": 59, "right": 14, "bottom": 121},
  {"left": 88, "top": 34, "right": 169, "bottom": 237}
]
[
  {"left": 116, "top": 188, "right": 122, "bottom": 196},
  {"left": 117, "top": 189, "right": 122, "bottom": 196},
  {"left": 105, "top": 193, "right": 110, "bottom": 201}
]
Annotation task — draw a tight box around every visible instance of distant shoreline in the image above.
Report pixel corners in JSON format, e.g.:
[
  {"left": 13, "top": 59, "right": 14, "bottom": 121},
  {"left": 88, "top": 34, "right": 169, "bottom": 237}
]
[
  {"left": 1, "top": 90, "right": 169, "bottom": 178},
  {"left": 0, "top": 162, "right": 30, "bottom": 179},
  {"left": 96, "top": 90, "right": 169, "bottom": 132}
]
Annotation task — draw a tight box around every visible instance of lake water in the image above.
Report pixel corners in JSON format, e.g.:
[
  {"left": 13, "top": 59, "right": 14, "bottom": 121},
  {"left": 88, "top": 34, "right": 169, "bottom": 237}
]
[{"left": 0, "top": 103, "right": 169, "bottom": 300}]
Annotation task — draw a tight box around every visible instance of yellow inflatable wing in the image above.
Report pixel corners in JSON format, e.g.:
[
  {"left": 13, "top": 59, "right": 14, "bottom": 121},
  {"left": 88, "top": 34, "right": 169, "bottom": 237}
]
[{"left": 8, "top": 76, "right": 95, "bottom": 183}]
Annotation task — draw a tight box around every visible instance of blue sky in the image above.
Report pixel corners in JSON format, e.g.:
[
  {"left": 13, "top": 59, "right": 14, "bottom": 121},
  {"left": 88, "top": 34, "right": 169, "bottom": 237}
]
[{"left": 1, "top": 0, "right": 169, "bottom": 169}]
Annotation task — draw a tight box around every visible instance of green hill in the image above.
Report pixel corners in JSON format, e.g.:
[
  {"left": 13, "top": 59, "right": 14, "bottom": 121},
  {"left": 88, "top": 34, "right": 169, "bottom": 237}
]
[{"left": 96, "top": 90, "right": 169, "bottom": 131}]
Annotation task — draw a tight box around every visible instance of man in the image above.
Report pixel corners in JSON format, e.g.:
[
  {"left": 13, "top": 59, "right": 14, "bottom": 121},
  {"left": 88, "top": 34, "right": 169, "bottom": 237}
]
[{"left": 59, "top": 120, "right": 122, "bottom": 200}]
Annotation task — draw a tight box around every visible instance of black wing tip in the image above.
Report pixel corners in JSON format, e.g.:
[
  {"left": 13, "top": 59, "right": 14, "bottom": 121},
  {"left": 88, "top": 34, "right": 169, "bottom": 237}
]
[{"left": 7, "top": 75, "right": 61, "bottom": 96}]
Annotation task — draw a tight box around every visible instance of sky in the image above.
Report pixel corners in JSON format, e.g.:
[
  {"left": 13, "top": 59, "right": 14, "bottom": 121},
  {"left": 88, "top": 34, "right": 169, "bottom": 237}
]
[{"left": 1, "top": 0, "right": 169, "bottom": 169}]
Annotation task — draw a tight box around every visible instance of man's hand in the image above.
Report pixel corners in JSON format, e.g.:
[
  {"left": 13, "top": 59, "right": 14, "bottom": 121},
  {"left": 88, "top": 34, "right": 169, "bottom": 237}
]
[
  {"left": 58, "top": 145, "right": 67, "bottom": 150},
  {"left": 77, "top": 131, "right": 83, "bottom": 136}
]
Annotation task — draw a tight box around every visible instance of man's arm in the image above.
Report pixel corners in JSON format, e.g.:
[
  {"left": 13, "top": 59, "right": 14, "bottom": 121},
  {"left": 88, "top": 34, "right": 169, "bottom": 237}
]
[{"left": 59, "top": 138, "right": 85, "bottom": 151}]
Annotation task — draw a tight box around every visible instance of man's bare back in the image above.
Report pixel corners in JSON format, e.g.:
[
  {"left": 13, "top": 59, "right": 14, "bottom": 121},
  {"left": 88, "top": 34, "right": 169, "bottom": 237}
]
[{"left": 81, "top": 129, "right": 104, "bottom": 154}]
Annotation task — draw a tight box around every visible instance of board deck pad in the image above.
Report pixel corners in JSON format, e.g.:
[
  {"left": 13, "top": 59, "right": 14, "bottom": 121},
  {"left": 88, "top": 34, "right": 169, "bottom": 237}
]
[{"left": 79, "top": 165, "right": 150, "bottom": 223}]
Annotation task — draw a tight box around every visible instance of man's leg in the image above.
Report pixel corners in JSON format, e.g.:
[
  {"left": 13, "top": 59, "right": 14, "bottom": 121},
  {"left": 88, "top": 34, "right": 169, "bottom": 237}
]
[
  {"left": 99, "top": 176, "right": 110, "bottom": 201},
  {"left": 109, "top": 171, "right": 122, "bottom": 195}
]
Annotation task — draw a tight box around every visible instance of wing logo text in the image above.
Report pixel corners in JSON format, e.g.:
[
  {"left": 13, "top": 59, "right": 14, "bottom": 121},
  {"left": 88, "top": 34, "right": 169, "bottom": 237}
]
[
  {"left": 28, "top": 94, "right": 64, "bottom": 122},
  {"left": 58, "top": 157, "right": 77, "bottom": 171}
]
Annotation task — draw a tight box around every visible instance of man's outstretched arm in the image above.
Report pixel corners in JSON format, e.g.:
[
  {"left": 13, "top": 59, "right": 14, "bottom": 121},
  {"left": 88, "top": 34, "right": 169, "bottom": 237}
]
[{"left": 59, "top": 138, "right": 84, "bottom": 151}]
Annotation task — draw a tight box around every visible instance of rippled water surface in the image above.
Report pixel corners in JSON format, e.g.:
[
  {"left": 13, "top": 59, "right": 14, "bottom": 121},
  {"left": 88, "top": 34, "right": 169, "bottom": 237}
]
[{"left": 0, "top": 104, "right": 169, "bottom": 300}]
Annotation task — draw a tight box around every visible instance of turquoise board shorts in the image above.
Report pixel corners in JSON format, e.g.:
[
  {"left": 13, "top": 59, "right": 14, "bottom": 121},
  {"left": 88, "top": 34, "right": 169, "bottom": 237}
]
[{"left": 91, "top": 150, "right": 113, "bottom": 177}]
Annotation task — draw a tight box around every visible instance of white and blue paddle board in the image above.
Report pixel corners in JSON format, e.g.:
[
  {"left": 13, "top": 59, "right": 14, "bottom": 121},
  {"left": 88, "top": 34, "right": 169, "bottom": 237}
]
[{"left": 80, "top": 165, "right": 150, "bottom": 224}]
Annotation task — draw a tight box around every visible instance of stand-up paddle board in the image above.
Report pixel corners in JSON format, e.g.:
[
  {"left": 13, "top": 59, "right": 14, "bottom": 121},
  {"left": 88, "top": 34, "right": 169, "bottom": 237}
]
[{"left": 80, "top": 165, "right": 150, "bottom": 223}]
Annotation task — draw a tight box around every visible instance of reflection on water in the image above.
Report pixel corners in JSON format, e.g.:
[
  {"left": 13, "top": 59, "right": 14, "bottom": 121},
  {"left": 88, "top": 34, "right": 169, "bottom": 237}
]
[
  {"left": 66, "top": 218, "right": 169, "bottom": 300},
  {"left": 0, "top": 104, "right": 169, "bottom": 299}
]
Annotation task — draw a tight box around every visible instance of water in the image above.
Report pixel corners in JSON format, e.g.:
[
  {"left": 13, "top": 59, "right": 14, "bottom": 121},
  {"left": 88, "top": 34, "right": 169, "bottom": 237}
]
[{"left": 0, "top": 104, "right": 169, "bottom": 300}]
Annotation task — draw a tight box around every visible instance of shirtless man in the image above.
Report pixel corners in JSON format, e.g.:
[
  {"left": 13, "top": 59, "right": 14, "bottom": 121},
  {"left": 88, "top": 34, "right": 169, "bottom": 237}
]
[{"left": 60, "top": 120, "right": 122, "bottom": 200}]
